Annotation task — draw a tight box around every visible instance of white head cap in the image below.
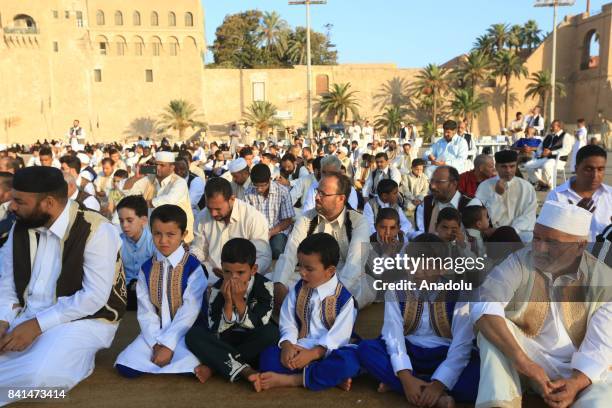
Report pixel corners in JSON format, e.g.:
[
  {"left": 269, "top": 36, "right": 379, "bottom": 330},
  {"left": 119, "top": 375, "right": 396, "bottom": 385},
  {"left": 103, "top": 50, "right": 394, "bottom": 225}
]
[
  {"left": 155, "top": 151, "right": 176, "bottom": 163},
  {"left": 338, "top": 146, "right": 348, "bottom": 155},
  {"left": 536, "top": 201, "right": 592, "bottom": 237},
  {"left": 228, "top": 158, "right": 248, "bottom": 173},
  {"left": 76, "top": 152, "right": 90, "bottom": 165},
  {"left": 80, "top": 170, "right": 94, "bottom": 182}
]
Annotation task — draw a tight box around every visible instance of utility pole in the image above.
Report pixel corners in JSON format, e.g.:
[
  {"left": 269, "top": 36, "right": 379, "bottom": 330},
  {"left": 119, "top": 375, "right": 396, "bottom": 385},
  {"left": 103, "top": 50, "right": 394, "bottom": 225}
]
[
  {"left": 587, "top": 0, "right": 591, "bottom": 15},
  {"left": 289, "top": 0, "right": 326, "bottom": 141},
  {"left": 534, "top": 0, "right": 574, "bottom": 124}
]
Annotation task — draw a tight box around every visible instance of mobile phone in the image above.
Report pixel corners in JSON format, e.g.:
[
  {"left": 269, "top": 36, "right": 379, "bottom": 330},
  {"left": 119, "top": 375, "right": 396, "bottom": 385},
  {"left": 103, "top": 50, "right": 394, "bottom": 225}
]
[{"left": 140, "top": 165, "right": 157, "bottom": 175}]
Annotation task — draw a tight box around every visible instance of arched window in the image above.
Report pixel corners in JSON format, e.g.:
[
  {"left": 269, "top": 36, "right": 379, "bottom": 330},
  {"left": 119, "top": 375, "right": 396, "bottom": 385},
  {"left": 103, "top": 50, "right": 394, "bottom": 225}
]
[
  {"left": 96, "top": 10, "right": 105, "bottom": 25},
  {"left": 12, "top": 14, "right": 37, "bottom": 30},
  {"left": 133, "top": 36, "right": 145, "bottom": 56},
  {"left": 151, "top": 11, "right": 159, "bottom": 26},
  {"left": 115, "top": 36, "right": 127, "bottom": 56},
  {"left": 185, "top": 12, "right": 194, "bottom": 27},
  {"left": 581, "top": 30, "right": 600, "bottom": 70},
  {"left": 95, "top": 35, "right": 109, "bottom": 55},
  {"left": 316, "top": 74, "right": 329, "bottom": 95},
  {"left": 168, "top": 36, "right": 179, "bottom": 56},
  {"left": 133, "top": 11, "right": 141, "bottom": 26},
  {"left": 151, "top": 36, "right": 162, "bottom": 56},
  {"left": 168, "top": 12, "right": 176, "bottom": 27},
  {"left": 114, "top": 11, "right": 123, "bottom": 26},
  {"left": 183, "top": 36, "right": 198, "bottom": 52}
]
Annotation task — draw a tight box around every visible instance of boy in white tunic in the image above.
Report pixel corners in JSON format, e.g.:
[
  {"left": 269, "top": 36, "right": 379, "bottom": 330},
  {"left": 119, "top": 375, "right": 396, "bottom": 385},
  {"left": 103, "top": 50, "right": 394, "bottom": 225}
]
[
  {"left": 358, "top": 233, "right": 479, "bottom": 407},
  {"left": 115, "top": 204, "right": 207, "bottom": 377}
]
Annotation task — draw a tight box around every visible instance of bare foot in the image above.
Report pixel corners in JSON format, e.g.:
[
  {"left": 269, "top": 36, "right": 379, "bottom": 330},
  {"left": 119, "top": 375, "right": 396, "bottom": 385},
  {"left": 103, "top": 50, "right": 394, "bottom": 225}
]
[
  {"left": 194, "top": 365, "right": 213, "bottom": 384},
  {"left": 260, "top": 372, "right": 302, "bottom": 390},
  {"left": 337, "top": 378, "right": 352, "bottom": 391},
  {"left": 435, "top": 395, "right": 456, "bottom": 408},
  {"left": 241, "top": 366, "right": 263, "bottom": 393},
  {"left": 377, "top": 382, "right": 391, "bottom": 393}
]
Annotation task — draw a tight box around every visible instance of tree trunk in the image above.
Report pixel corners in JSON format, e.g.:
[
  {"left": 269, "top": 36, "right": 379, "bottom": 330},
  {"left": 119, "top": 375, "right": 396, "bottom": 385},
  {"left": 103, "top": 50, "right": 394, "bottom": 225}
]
[
  {"left": 432, "top": 91, "right": 438, "bottom": 141},
  {"left": 504, "top": 75, "right": 511, "bottom": 130}
]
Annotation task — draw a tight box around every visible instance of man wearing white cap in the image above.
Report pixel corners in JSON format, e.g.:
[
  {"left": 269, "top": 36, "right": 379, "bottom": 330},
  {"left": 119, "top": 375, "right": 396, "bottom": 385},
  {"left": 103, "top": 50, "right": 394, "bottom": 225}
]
[
  {"left": 149, "top": 151, "right": 195, "bottom": 243},
  {"left": 471, "top": 201, "right": 612, "bottom": 407},
  {"left": 225, "top": 158, "right": 251, "bottom": 201},
  {"left": 337, "top": 146, "right": 353, "bottom": 178}
]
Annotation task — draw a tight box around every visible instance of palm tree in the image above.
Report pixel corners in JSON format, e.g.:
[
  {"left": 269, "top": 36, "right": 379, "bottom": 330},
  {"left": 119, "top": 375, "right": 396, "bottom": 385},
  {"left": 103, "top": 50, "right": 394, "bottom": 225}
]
[
  {"left": 524, "top": 70, "right": 567, "bottom": 123},
  {"left": 243, "top": 101, "right": 282, "bottom": 136},
  {"left": 487, "top": 23, "right": 509, "bottom": 51},
  {"left": 493, "top": 50, "right": 528, "bottom": 129},
  {"left": 287, "top": 28, "right": 307, "bottom": 65},
  {"left": 318, "top": 83, "right": 360, "bottom": 123},
  {"left": 374, "top": 106, "right": 407, "bottom": 137},
  {"left": 157, "top": 100, "right": 205, "bottom": 141},
  {"left": 413, "top": 63, "right": 450, "bottom": 134},
  {"left": 507, "top": 24, "right": 525, "bottom": 52},
  {"left": 258, "top": 11, "right": 289, "bottom": 57},
  {"left": 473, "top": 34, "right": 495, "bottom": 55},
  {"left": 454, "top": 51, "right": 493, "bottom": 94},
  {"left": 451, "top": 89, "right": 487, "bottom": 132},
  {"left": 523, "top": 20, "right": 542, "bottom": 52}
]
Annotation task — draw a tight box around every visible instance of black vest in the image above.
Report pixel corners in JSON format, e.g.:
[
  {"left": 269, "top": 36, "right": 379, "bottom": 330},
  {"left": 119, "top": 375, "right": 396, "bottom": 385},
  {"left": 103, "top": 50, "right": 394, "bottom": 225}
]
[
  {"left": 12, "top": 206, "right": 126, "bottom": 323},
  {"left": 542, "top": 132, "right": 568, "bottom": 161},
  {"left": 417, "top": 194, "right": 472, "bottom": 233}
]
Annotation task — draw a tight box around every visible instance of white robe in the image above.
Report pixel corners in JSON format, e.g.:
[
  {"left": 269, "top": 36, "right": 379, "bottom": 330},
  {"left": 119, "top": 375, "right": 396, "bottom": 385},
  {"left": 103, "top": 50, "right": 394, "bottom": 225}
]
[
  {"left": 0, "top": 202, "right": 121, "bottom": 406},
  {"left": 114, "top": 246, "right": 206, "bottom": 374},
  {"left": 475, "top": 176, "right": 537, "bottom": 242}
]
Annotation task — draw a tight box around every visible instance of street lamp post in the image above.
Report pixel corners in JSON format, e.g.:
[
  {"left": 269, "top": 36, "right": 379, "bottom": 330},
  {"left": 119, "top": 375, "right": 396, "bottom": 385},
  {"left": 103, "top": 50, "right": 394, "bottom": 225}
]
[
  {"left": 289, "top": 0, "right": 326, "bottom": 141},
  {"left": 534, "top": 0, "right": 575, "bottom": 124}
]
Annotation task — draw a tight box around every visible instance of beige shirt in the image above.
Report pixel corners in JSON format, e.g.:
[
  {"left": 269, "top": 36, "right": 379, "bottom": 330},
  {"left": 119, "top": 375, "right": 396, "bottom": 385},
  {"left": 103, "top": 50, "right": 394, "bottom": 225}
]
[{"left": 191, "top": 199, "right": 271, "bottom": 284}]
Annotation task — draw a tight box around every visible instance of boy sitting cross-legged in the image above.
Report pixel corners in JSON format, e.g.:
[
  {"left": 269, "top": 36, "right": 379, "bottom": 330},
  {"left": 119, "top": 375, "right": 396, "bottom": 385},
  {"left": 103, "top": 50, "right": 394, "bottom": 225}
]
[
  {"left": 114, "top": 204, "right": 207, "bottom": 377},
  {"left": 185, "top": 238, "right": 279, "bottom": 390},
  {"left": 257, "top": 232, "right": 360, "bottom": 392},
  {"left": 357, "top": 233, "right": 480, "bottom": 407}
]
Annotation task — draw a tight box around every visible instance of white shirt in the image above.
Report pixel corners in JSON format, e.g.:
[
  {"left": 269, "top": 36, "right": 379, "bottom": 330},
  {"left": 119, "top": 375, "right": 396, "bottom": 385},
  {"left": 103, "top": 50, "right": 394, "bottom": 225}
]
[
  {"left": 348, "top": 125, "right": 362, "bottom": 140},
  {"left": 191, "top": 199, "right": 272, "bottom": 282},
  {"left": 362, "top": 126, "right": 374, "bottom": 143},
  {"left": 363, "top": 197, "right": 414, "bottom": 237},
  {"left": 525, "top": 114, "right": 545, "bottom": 133},
  {"left": 273, "top": 208, "right": 374, "bottom": 308},
  {"left": 382, "top": 293, "right": 473, "bottom": 389},
  {"left": 546, "top": 179, "right": 612, "bottom": 242},
  {"left": 362, "top": 165, "right": 402, "bottom": 198},
  {"left": 424, "top": 134, "right": 469, "bottom": 173},
  {"left": 537, "top": 130, "right": 573, "bottom": 159},
  {"left": 70, "top": 189, "right": 101, "bottom": 212},
  {"left": 185, "top": 174, "right": 205, "bottom": 213},
  {"left": 76, "top": 176, "right": 96, "bottom": 195},
  {"left": 470, "top": 250, "right": 612, "bottom": 383},
  {"left": 0, "top": 202, "right": 121, "bottom": 331},
  {"left": 136, "top": 246, "right": 207, "bottom": 350},
  {"left": 302, "top": 180, "right": 359, "bottom": 212},
  {"left": 279, "top": 274, "right": 356, "bottom": 355},
  {"left": 475, "top": 176, "right": 537, "bottom": 242},
  {"left": 414, "top": 191, "right": 463, "bottom": 237},
  {"left": 153, "top": 173, "right": 195, "bottom": 242}
]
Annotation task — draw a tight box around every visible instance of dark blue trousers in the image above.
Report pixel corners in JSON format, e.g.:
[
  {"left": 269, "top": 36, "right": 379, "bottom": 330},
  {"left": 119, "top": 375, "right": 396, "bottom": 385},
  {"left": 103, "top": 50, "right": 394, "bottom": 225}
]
[
  {"left": 259, "top": 345, "right": 360, "bottom": 391},
  {"left": 357, "top": 337, "right": 479, "bottom": 403}
]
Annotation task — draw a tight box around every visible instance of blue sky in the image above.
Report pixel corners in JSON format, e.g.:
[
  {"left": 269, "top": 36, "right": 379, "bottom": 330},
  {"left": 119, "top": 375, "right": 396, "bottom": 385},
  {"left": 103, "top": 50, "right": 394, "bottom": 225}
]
[{"left": 201, "top": 0, "right": 607, "bottom": 67}]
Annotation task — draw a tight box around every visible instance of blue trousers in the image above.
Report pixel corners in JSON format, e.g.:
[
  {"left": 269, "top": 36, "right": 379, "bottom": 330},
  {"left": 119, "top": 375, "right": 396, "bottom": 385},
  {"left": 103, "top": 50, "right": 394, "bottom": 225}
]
[
  {"left": 357, "top": 337, "right": 479, "bottom": 403},
  {"left": 259, "top": 345, "right": 360, "bottom": 391}
]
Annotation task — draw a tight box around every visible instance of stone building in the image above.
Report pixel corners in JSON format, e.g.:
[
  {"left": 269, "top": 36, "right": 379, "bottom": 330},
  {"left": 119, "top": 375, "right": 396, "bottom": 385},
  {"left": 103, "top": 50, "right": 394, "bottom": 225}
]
[{"left": 0, "top": 0, "right": 610, "bottom": 144}]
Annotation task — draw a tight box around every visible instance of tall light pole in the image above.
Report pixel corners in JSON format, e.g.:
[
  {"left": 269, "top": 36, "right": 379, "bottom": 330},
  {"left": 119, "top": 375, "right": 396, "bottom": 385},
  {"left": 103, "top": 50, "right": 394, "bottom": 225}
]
[
  {"left": 289, "top": 0, "right": 326, "bottom": 140},
  {"left": 534, "top": 0, "right": 574, "bottom": 124}
]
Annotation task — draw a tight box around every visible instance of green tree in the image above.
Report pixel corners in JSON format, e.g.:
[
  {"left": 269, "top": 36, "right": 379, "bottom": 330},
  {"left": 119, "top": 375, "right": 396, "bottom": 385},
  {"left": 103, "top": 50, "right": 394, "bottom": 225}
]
[
  {"left": 524, "top": 70, "right": 566, "bottom": 123},
  {"left": 454, "top": 51, "right": 493, "bottom": 94},
  {"left": 523, "top": 20, "right": 543, "bottom": 52},
  {"left": 451, "top": 89, "right": 487, "bottom": 132},
  {"left": 507, "top": 24, "right": 525, "bottom": 52},
  {"left": 414, "top": 63, "right": 450, "bottom": 135},
  {"left": 209, "top": 10, "right": 264, "bottom": 68},
  {"left": 258, "top": 11, "right": 290, "bottom": 64},
  {"left": 493, "top": 50, "right": 528, "bottom": 129},
  {"left": 375, "top": 106, "right": 407, "bottom": 137},
  {"left": 318, "top": 83, "right": 360, "bottom": 123},
  {"left": 243, "top": 101, "right": 282, "bottom": 136},
  {"left": 157, "top": 100, "right": 205, "bottom": 141},
  {"left": 473, "top": 34, "right": 495, "bottom": 55},
  {"left": 487, "top": 23, "right": 509, "bottom": 51},
  {"left": 286, "top": 27, "right": 337, "bottom": 65}
]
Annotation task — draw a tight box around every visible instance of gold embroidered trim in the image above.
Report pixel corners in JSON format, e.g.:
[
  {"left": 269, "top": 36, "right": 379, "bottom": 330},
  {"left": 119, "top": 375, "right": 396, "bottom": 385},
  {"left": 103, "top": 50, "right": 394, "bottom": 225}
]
[
  {"left": 431, "top": 301, "right": 452, "bottom": 339},
  {"left": 296, "top": 284, "right": 313, "bottom": 339},
  {"left": 321, "top": 283, "right": 343, "bottom": 329}
]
